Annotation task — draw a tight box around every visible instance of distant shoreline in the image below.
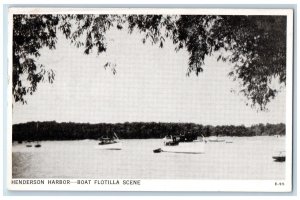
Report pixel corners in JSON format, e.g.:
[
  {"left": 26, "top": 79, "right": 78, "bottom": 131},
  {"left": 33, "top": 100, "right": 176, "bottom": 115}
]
[{"left": 12, "top": 121, "right": 285, "bottom": 141}]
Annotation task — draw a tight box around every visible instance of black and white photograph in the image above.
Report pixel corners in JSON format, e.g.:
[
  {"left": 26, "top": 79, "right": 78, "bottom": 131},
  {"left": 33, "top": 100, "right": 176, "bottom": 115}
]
[{"left": 8, "top": 8, "right": 293, "bottom": 191}]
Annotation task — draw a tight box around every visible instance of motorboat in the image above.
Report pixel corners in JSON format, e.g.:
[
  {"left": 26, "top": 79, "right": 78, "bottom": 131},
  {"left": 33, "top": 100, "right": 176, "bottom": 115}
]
[
  {"left": 163, "top": 135, "right": 180, "bottom": 146},
  {"left": 25, "top": 140, "right": 33, "bottom": 147},
  {"left": 272, "top": 151, "right": 285, "bottom": 162},
  {"left": 34, "top": 142, "right": 42, "bottom": 148},
  {"left": 95, "top": 132, "right": 122, "bottom": 150},
  {"left": 208, "top": 136, "right": 225, "bottom": 142},
  {"left": 153, "top": 148, "right": 162, "bottom": 153},
  {"left": 156, "top": 135, "right": 205, "bottom": 154},
  {"left": 95, "top": 140, "right": 122, "bottom": 150}
]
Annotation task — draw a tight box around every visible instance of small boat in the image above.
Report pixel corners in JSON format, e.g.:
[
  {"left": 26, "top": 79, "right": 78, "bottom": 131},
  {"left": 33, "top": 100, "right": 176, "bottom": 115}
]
[
  {"left": 34, "top": 143, "right": 42, "bottom": 148},
  {"left": 95, "top": 132, "right": 122, "bottom": 150},
  {"left": 163, "top": 135, "right": 180, "bottom": 146},
  {"left": 25, "top": 140, "right": 33, "bottom": 147},
  {"left": 153, "top": 148, "right": 163, "bottom": 153},
  {"left": 208, "top": 136, "right": 225, "bottom": 142},
  {"left": 158, "top": 135, "right": 205, "bottom": 154},
  {"left": 272, "top": 151, "right": 286, "bottom": 162}
]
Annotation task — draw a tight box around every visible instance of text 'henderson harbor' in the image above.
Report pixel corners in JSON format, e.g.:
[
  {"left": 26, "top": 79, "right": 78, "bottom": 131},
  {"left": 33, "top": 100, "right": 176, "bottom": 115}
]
[{"left": 11, "top": 179, "right": 141, "bottom": 185}]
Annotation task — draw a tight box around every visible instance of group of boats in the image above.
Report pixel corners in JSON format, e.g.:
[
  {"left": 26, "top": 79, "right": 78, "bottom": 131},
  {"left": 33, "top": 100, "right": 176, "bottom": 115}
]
[
  {"left": 23, "top": 123, "right": 42, "bottom": 148},
  {"left": 95, "top": 133, "right": 228, "bottom": 154},
  {"left": 154, "top": 135, "right": 206, "bottom": 154},
  {"left": 95, "top": 133, "right": 285, "bottom": 161},
  {"left": 20, "top": 131, "right": 286, "bottom": 161},
  {"left": 21, "top": 140, "right": 42, "bottom": 148},
  {"left": 152, "top": 135, "right": 234, "bottom": 154},
  {"left": 95, "top": 133, "right": 208, "bottom": 153}
]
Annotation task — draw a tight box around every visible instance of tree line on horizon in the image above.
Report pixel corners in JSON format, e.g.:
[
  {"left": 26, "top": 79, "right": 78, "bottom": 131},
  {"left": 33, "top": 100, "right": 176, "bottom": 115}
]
[{"left": 12, "top": 121, "right": 285, "bottom": 141}]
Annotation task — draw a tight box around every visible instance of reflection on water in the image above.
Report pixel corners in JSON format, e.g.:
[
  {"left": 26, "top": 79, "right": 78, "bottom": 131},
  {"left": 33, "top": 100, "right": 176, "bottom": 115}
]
[{"left": 12, "top": 136, "right": 285, "bottom": 179}]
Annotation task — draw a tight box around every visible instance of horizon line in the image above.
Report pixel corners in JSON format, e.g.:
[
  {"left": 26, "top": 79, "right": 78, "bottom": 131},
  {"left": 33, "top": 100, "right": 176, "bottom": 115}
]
[{"left": 12, "top": 120, "right": 286, "bottom": 127}]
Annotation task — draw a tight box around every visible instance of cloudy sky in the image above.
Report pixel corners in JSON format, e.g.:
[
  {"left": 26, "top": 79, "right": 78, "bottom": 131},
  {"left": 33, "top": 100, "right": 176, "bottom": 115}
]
[{"left": 12, "top": 25, "right": 286, "bottom": 126}]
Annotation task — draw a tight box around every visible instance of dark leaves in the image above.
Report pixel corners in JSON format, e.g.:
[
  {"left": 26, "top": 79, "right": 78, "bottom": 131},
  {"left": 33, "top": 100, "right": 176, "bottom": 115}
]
[
  {"left": 170, "top": 15, "right": 286, "bottom": 110},
  {"left": 116, "top": 24, "right": 123, "bottom": 30},
  {"left": 13, "top": 14, "right": 286, "bottom": 110},
  {"left": 13, "top": 14, "right": 59, "bottom": 103},
  {"left": 104, "top": 62, "right": 117, "bottom": 75}
]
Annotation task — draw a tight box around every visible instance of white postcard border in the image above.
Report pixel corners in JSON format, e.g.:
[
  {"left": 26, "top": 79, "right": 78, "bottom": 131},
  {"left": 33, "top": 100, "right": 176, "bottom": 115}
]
[{"left": 6, "top": 7, "right": 294, "bottom": 192}]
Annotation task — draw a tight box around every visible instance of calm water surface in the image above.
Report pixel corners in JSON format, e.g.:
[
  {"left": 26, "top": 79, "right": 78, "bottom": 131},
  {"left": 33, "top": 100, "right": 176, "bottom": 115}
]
[{"left": 12, "top": 136, "right": 285, "bottom": 179}]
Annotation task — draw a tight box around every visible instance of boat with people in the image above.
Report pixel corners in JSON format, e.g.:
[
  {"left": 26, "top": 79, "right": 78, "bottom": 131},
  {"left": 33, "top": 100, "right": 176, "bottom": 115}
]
[
  {"left": 272, "top": 151, "right": 285, "bottom": 162},
  {"left": 154, "top": 134, "right": 205, "bottom": 154},
  {"left": 163, "top": 135, "right": 180, "bottom": 146},
  {"left": 95, "top": 132, "right": 122, "bottom": 150}
]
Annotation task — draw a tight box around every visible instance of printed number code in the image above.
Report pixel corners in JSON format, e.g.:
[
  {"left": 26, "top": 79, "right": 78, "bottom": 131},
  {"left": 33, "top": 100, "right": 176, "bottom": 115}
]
[{"left": 275, "top": 182, "right": 285, "bottom": 186}]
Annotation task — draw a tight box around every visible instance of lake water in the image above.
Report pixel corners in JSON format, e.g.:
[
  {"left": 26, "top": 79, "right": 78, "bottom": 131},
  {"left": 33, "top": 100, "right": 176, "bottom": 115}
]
[{"left": 12, "top": 136, "right": 285, "bottom": 179}]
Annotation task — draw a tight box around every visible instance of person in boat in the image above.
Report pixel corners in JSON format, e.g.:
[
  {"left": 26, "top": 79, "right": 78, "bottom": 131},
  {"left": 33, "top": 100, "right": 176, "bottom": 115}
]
[
  {"left": 99, "top": 133, "right": 119, "bottom": 145},
  {"left": 99, "top": 136, "right": 112, "bottom": 144},
  {"left": 163, "top": 135, "right": 179, "bottom": 146}
]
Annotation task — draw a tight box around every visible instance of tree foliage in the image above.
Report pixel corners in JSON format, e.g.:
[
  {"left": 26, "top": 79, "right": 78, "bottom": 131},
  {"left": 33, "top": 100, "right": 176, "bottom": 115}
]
[
  {"left": 12, "top": 121, "right": 286, "bottom": 141},
  {"left": 13, "top": 14, "right": 286, "bottom": 109},
  {"left": 13, "top": 15, "right": 58, "bottom": 103}
]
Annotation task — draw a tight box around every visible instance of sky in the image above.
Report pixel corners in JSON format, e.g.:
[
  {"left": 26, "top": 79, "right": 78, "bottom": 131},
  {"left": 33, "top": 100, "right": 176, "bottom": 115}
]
[{"left": 12, "top": 25, "right": 286, "bottom": 126}]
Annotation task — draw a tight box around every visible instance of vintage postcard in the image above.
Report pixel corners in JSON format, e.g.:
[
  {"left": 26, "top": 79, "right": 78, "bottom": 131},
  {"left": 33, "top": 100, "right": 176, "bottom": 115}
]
[{"left": 7, "top": 7, "right": 293, "bottom": 192}]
